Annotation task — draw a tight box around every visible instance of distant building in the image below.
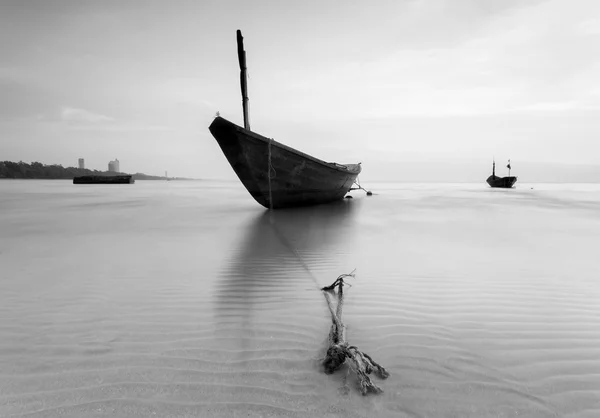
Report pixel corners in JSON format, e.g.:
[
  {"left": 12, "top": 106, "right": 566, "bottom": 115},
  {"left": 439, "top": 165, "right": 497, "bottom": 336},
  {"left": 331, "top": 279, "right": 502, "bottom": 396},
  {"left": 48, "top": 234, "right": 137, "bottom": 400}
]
[
  {"left": 78, "top": 158, "right": 85, "bottom": 169},
  {"left": 108, "top": 158, "right": 120, "bottom": 173}
]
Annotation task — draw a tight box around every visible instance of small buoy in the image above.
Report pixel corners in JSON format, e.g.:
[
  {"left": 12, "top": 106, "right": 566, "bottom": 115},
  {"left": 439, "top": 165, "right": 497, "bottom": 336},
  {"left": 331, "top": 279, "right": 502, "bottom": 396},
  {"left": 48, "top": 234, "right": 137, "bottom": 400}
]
[
  {"left": 345, "top": 195, "right": 353, "bottom": 199},
  {"left": 366, "top": 191, "right": 373, "bottom": 196}
]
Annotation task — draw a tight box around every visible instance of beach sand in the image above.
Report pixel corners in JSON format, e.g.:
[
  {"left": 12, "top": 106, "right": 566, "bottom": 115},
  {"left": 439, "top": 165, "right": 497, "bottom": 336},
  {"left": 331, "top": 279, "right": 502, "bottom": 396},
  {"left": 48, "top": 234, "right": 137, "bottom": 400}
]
[{"left": 1, "top": 180, "right": 599, "bottom": 417}]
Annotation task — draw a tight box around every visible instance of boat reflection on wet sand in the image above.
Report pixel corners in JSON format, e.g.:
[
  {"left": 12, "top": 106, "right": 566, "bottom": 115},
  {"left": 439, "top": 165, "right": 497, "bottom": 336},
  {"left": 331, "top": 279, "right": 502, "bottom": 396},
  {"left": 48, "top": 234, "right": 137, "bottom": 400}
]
[
  {"left": 214, "top": 199, "right": 360, "bottom": 340},
  {"left": 210, "top": 200, "right": 361, "bottom": 411}
]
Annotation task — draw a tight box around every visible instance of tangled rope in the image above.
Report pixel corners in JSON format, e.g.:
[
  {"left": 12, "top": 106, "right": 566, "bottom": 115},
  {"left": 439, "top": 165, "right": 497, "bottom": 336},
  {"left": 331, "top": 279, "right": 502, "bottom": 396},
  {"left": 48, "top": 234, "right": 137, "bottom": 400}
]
[
  {"left": 321, "top": 272, "right": 389, "bottom": 395},
  {"left": 265, "top": 217, "right": 389, "bottom": 394},
  {"left": 262, "top": 144, "right": 385, "bottom": 393}
]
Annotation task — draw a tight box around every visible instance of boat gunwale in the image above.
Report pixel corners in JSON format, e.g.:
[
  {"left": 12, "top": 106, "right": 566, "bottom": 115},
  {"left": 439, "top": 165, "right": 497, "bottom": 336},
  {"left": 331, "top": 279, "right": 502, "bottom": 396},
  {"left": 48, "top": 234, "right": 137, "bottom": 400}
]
[{"left": 212, "top": 116, "right": 361, "bottom": 175}]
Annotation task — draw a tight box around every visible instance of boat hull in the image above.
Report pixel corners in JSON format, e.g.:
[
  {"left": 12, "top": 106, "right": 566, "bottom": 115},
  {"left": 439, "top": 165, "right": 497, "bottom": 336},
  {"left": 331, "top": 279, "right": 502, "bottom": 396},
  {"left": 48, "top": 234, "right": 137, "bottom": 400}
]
[
  {"left": 73, "top": 175, "right": 134, "bottom": 184},
  {"left": 209, "top": 117, "right": 361, "bottom": 209},
  {"left": 486, "top": 175, "right": 517, "bottom": 188}
]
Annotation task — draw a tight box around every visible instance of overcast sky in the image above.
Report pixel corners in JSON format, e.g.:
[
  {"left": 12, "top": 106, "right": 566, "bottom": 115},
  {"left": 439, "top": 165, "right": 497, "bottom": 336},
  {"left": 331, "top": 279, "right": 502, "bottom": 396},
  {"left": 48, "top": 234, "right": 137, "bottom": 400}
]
[{"left": 1, "top": 0, "right": 599, "bottom": 181}]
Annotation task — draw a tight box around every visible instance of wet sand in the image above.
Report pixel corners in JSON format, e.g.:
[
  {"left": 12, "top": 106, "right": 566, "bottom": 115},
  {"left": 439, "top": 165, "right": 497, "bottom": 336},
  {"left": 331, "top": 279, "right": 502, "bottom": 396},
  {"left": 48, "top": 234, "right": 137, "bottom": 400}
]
[{"left": 1, "top": 180, "right": 599, "bottom": 417}]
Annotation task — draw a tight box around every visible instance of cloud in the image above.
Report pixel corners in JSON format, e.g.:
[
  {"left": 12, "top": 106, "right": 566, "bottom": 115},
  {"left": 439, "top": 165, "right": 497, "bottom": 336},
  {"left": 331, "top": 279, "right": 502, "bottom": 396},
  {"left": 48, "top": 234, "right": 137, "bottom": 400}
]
[
  {"left": 514, "top": 101, "right": 599, "bottom": 112},
  {"left": 67, "top": 123, "right": 172, "bottom": 132},
  {"left": 154, "top": 77, "right": 217, "bottom": 109},
  {"left": 58, "top": 106, "right": 173, "bottom": 133},
  {"left": 578, "top": 18, "right": 600, "bottom": 35},
  {"left": 252, "top": 0, "right": 600, "bottom": 122},
  {"left": 60, "top": 106, "right": 114, "bottom": 123}
]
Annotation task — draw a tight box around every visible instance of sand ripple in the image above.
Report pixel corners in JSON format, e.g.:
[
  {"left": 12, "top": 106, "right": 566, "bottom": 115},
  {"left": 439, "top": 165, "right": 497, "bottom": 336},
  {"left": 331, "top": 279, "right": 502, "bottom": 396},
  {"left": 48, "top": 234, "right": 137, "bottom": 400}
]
[{"left": 1, "top": 181, "right": 600, "bottom": 417}]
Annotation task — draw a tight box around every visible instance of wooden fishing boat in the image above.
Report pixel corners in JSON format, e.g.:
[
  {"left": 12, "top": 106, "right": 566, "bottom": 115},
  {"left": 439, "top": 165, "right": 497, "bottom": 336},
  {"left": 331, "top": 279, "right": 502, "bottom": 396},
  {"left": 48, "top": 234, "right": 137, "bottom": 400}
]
[
  {"left": 208, "top": 30, "right": 362, "bottom": 209},
  {"left": 486, "top": 160, "right": 517, "bottom": 188}
]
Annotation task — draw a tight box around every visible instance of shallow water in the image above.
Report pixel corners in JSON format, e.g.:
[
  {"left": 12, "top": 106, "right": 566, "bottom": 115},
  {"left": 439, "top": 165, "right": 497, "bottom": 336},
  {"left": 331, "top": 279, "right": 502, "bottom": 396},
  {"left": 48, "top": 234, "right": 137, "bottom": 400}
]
[{"left": 1, "top": 180, "right": 599, "bottom": 417}]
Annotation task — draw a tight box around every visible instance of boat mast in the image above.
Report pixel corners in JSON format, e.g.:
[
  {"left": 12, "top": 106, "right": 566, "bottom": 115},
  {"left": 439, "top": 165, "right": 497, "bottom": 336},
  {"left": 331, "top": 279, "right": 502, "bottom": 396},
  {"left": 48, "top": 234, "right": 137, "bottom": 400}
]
[
  {"left": 492, "top": 160, "right": 495, "bottom": 177},
  {"left": 236, "top": 30, "right": 250, "bottom": 131}
]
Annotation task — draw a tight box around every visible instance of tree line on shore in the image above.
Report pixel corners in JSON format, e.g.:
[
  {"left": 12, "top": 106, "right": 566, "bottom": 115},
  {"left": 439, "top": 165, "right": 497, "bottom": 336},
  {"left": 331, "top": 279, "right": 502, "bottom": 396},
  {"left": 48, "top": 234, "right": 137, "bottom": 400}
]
[{"left": 0, "top": 161, "right": 171, "bottom": 180}]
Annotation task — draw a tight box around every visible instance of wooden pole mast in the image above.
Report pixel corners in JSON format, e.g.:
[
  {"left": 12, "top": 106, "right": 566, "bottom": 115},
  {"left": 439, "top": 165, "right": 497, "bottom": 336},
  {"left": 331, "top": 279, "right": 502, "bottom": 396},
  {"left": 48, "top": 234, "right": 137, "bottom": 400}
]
[{"left": 236, "top": 30, "right": 250, "bottom": 130}]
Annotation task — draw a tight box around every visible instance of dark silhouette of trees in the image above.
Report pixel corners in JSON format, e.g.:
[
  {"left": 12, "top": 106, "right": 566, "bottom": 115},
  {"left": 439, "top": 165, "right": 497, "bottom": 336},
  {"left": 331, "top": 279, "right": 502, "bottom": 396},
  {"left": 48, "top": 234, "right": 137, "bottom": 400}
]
[
  {"left": 0, "top": 161, "right": 179, "bottom": 180},
  {"left": 0, "top": 161, "right": 117, "bottom": 179}
]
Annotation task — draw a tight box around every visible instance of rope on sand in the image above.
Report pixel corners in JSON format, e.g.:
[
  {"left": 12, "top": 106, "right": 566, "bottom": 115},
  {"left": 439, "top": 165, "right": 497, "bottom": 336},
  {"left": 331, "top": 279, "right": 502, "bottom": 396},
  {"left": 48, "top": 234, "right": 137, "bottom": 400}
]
[
  {"left": 267, "top": 219, "right": 388, "bottom": 394},
  {"left": 264, "top": 148, "right": 385, "bottom": 394},
  {"left": 321, "top": 272, "right": 389, "bottom": 395}
]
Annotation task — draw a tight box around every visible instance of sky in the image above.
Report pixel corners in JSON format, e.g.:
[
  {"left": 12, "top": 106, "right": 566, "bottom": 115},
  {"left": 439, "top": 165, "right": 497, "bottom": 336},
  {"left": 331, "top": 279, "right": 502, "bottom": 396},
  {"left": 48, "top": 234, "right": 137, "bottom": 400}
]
[{"left": 1, "top": 0, "right": 599, "bottom": 181}]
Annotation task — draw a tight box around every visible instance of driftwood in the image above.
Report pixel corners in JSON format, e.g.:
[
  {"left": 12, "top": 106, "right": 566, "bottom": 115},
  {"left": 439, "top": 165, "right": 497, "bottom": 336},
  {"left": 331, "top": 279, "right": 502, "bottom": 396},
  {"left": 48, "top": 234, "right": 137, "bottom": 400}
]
[{"left": 321, "top": 273, "right": 389, "bottom": 395}]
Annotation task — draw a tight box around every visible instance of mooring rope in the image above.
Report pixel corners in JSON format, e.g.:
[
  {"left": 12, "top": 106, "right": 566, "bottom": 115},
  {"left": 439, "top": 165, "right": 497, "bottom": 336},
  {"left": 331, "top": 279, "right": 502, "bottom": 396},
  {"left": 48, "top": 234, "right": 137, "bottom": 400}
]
[
  {"left": 266, "top": 137, "right": 322, "bottom": 289},
  {"left": 351, "top": 176, "right": 373, "bottom": 195},
  {"left": 269, "top": 222, "right": 323, "bottom": 290},
  {"left": 263, "top": 140, "right": 386, "bottom": 396},
  {"left": 267, "top": 138, "right": 274, "bottom": 211},
  {"left": 321, "top": 274, "right": 389, "bottom": 395}
]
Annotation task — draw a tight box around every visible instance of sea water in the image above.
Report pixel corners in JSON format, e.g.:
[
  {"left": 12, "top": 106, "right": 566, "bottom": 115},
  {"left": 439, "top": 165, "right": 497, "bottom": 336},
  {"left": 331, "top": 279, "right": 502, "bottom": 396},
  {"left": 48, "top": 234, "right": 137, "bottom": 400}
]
[{"left": 1, "top": 180, "right": 599, "bottom": 417}]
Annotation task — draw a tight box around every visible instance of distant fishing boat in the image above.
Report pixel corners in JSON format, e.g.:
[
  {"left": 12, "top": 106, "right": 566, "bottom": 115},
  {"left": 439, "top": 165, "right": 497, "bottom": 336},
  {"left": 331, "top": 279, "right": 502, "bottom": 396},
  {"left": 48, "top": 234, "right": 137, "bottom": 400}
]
[
  {"left": 486, "top": 160, "right": 517, "bottom": 188},
  {"left": 73, "top": 175, "right": 134, "bottom": 184},
  {"left": 208, "top": 30, "right": 362, "bottom": 210}
]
